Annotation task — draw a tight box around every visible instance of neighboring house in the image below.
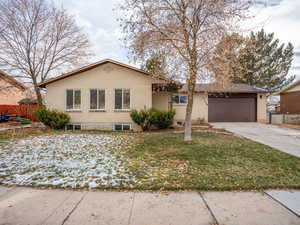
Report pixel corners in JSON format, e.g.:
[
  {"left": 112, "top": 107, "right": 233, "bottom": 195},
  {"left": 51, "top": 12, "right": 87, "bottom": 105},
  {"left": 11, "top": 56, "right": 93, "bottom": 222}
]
[
  {"left": 38, "top": 59, "right": 267, "bottom": 131},
  {"left": 277, "top": 80, "right": 300, "bottom": 114},
  {"left": 0, "top": 71, "right": 27, "bottom": 105}
]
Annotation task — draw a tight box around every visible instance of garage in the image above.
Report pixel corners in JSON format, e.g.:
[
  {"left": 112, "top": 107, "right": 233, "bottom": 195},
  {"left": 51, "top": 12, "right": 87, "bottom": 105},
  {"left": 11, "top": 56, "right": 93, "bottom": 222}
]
[{"left": 208, "top": 94, "right": 257, "bottom": 122}]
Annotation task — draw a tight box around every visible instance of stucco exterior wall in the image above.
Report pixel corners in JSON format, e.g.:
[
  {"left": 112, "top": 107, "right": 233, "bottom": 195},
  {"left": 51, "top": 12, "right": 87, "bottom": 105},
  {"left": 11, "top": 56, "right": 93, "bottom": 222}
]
[
  {"left": 0, "top": 80, "right": 26, "bottom": 105},
  {"left": 45, "top": 63, "right": 157, "bottom": 130},
  {"left": 257, "top": 93, "right": 267, "bottom": 123},
  {"left": 152, "top": 93, "right": 208, "bottom": 123}
]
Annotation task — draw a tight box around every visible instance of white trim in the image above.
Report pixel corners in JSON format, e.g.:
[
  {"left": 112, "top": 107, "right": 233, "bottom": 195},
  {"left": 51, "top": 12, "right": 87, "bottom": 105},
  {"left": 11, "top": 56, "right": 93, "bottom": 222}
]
[
  {"left": 89, "top": 88, "right": 106, "bottom": 110},
  {"left": 65, "top": 124, "right": 82, "bottom": 131},
  {"left": 172, "top": 94, "right": 188, "bottom": 105},
  {"left": 114, "top": 88, "right": 131, "bottom": 110},
  {"left": 65, "top": 89, "right": 81, "bottom": 110},
  {"left": 113, "top": 123, "right": 132, "bottom": 131}
]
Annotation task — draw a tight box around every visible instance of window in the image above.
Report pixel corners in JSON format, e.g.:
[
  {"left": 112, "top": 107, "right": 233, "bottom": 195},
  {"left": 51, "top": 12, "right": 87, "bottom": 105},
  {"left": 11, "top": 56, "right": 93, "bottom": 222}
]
[
  {"left": 66, "top": 124, "right": 81, "bottom": 131},
  {"left": 90, "top": 89, "right": 105, "bottom": 110},
  {"left": 172, "top": 95, "right": 188, "bottom": 104},
  {"left": 114, "top": 124, "right": 131, "bottom": 131},
  {"left": 66, "top": 89, "right": 81, "bottom": 110},
  {"left": 115, "top": 89, "right": 130, "bottom": 110}
]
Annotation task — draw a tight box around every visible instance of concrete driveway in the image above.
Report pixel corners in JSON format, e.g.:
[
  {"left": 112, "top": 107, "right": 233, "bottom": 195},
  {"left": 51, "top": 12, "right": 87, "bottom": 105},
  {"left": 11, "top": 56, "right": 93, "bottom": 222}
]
[
  {"left": 212, "top": 123, "right": 300, "bottom": 158},
  {"left": 0, "top": 186, "right": 299, "bottom": 225}
]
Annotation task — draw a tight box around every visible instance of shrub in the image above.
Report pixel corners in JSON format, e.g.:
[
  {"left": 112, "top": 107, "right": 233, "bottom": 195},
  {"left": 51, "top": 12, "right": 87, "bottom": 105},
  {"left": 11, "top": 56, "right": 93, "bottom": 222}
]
[
  {"left": 130, "top": 109, "right": 156, "bottom": 131},
  {"left": 35, "top": 107, "right": 70, "bottom": 129},
  {"left": 130, "top": 108, "right": 175, "bottom": 131},
  {"left": 20, "top": 119, "right": 31, "bottom": 125},
  {"left": 152, "top": 109, "right": 176, "bottom": 129}
]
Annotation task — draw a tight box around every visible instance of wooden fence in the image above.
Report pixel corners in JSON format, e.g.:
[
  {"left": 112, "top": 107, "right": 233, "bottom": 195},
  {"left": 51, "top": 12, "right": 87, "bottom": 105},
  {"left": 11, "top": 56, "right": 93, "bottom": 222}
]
[{"left": 0, "top": 105, "right": 40, "bottom": 121}]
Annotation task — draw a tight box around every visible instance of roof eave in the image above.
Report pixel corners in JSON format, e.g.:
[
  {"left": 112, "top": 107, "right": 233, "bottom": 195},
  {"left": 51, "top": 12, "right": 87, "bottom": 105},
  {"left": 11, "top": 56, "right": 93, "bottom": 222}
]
[{"left": 38, "top": 59, "right": 169, "bottom": 88}]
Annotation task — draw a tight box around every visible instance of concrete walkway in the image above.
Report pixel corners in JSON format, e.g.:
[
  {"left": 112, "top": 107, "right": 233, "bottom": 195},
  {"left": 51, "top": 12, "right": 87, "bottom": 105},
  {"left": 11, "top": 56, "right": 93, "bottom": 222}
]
[
  {"left": 212, "top": 122, "right": 300, "bottom": 157},
  {"left": 0, "top": 186, "right": 299, "bottom": 225}
]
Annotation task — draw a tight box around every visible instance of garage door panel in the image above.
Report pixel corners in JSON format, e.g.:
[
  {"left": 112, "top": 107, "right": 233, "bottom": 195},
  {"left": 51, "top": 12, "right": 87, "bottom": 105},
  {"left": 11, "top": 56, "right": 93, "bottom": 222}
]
[{"left": 208, "top": 98, "right": 256, "bottom": 122}]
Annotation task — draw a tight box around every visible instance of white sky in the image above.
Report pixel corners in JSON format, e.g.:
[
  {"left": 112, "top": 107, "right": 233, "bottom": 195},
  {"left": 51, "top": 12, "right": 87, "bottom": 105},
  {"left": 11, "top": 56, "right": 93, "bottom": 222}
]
[{"left": 53, "top": 0, "right": 300, "bottom": 80}]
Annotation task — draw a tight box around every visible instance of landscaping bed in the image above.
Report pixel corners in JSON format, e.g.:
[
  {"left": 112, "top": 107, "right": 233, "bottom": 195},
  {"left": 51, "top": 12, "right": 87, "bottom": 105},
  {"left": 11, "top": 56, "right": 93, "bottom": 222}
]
[{"left": 0, "top": 129, "right": 300, "bottom": 190}]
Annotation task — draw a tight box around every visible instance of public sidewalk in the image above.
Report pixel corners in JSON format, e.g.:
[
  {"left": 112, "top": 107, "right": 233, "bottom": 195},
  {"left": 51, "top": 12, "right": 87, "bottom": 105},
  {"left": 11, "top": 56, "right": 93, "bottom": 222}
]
[{"left": 0, "top": 186, "right": 299, "bottom": 225}]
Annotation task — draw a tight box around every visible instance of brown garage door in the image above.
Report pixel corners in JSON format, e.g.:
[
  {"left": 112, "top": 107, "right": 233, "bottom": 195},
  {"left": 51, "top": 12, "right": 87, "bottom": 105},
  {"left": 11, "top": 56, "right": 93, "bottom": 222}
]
[{"left": 208, "top": 95, "right": 256, "bottom": 122}]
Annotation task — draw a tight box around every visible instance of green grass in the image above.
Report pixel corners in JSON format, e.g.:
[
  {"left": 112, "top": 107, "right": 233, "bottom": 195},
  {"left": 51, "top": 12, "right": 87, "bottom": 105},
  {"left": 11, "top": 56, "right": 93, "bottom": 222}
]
[
  {"left": 123, "top": 132, "right": 300, "bottom": 191},
  {"left": 1, "top": 128, "right": 300, "bottom": 191}
]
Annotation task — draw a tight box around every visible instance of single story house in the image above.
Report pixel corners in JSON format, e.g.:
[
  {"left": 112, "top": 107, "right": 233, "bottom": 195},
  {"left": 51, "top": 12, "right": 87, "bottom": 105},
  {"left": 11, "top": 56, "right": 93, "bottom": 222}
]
[
  {"left": 38, "top": 59, "right": 267, "bottom": 131},
  {"left": 0, "top": 71, "right": 28, "bottom": 105},
  {"left": 277, "top": 80, "right": 300, "bottom": 114}
]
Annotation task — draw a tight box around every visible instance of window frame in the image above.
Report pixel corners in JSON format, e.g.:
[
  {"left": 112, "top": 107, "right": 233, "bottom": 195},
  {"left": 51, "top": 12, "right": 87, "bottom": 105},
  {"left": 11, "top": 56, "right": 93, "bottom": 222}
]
[
  {"left": 172, "top": 95, "right": 188, "bottom": 105},
  {"left": 65, "top": 124, "right": 81, "bottom": 131},
  {"left": 114, "top": 88, "right": 131, "bottom": 110},
  {"left": 89, "top": 88, "right": 106, "bottom": 111},
  {"left": 114, "top": 123, "right": 132, "bottom": 131},
  {"left": 66, "top": 89, "right": 81, "bottom": 111}
]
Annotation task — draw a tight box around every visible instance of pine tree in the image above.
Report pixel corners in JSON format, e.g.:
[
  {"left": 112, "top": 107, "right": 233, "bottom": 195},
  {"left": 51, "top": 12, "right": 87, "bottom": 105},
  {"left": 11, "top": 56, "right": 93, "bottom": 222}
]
[
  {"left": 141, "top": 53, "right": 167, "bottom": 77},
  {"left": 231, "top": 29, "right": 295, "bottom": 93}
]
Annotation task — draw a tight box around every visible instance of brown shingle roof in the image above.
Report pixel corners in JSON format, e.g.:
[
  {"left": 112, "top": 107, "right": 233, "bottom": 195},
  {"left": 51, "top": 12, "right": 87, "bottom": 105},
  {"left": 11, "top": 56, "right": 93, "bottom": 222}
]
[
  {"left": 38, "top": 59, "right": 170, "bottom": 88},
  {"left": 0, "top": 70, "right": 27, "bottom": 91},
  {"left": 179, "top": 83, "right": 267, "bottom": 93}
]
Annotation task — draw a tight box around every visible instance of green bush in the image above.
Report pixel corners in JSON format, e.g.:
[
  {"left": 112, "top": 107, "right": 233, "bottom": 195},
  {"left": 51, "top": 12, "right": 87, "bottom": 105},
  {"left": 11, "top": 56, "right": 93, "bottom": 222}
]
[
  {"left": 130, "top": 108, "right": 175, "bottom": 131},
  {"left": 130, "top": 109, "right": 156, "bottom": 131},
  {"left": 20, "top": 119, "right": 31, "bottom": 125},
  {"left": 152, "top": 109, "right": 176, "bottom": 129},
  {"left": 35, "top": 107, "right": 70, "bottom": 129}
]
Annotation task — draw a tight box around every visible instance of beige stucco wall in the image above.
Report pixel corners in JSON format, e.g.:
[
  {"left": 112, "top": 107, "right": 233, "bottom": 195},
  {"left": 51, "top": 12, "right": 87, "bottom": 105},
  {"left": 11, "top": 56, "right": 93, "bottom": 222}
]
[
  {"left": 257, "top": 93, "right": 267, "bottom": 123},
  {"left": 0, "top": 80, "right": 26, "bottom": 105},
  {"left": 45, "top": 62, "right": 159, "bottom": 130},
  {"left": 152, "top": 93, "right": 208, "bottom": 123}
]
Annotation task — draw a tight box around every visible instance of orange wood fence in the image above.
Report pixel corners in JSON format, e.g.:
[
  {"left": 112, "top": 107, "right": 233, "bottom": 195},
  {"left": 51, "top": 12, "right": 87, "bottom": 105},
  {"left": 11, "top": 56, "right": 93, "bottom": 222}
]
[{"left": 0, "top": 105, "right": 40, "bottom": 121}]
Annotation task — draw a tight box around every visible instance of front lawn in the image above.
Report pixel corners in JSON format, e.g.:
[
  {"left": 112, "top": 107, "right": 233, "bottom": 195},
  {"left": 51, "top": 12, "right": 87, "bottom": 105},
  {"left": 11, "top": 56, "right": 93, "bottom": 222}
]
[
  {"left": 0, "top": 129, "right": 300, "bottom": 190},
  {"left": 124, "top": 132, "right": 300, "bottom": 191}
]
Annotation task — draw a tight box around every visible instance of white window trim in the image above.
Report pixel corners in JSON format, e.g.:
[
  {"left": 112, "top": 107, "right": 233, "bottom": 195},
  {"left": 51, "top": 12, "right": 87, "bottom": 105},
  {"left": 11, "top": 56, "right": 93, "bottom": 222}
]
[
  {"left": 114, "top": 88, "right": 131, "bottom": 110},
  {"left": 65, "top": 89, "right": 81, "bottom": 111},
  {"left": 173, "top": 95, "right": 188, "bottom": 105},
  {"left": 113, "top": 123, "right": 132, "bottom": 131},
  {"left": 65, "top": 124, "right": 81, "bottom": 131},
  {"left": 89, "top": 88, "right": 106, "bottom": 111}
]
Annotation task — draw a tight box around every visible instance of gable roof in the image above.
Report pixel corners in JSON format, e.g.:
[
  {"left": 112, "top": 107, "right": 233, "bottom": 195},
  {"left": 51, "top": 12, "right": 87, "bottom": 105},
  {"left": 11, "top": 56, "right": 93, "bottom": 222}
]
[
  {"left": 38, "top": 59, "right": 169, "bottom": 88},
  {"left": 179, "top": 83, "right": 267, "bottom": 93},
  {"left": 277, "top": 79, "right": 300, "bottom": 94},
  {"left": 0, "top": 70, "right": 27, "bottom": 91}
]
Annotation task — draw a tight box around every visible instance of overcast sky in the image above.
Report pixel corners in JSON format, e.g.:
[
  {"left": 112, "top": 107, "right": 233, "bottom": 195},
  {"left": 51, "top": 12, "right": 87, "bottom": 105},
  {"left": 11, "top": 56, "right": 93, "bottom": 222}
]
[{"left": 53, "top": 0, "right": 300, "bottom": 80}]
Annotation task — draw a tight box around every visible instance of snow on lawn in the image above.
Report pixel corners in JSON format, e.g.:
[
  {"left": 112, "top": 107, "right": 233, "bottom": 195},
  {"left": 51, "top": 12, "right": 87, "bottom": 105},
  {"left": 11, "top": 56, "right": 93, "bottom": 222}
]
[{"left": 0, "top": 134, "right": 136, "bottom": 189}]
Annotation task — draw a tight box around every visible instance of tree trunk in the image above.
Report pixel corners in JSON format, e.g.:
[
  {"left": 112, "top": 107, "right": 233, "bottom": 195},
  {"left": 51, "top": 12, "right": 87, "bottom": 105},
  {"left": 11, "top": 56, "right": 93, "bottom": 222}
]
[
  {"left": 32, "top": 79, "right": 43, "bottom": 106},
  {"left": 184, "top": 68, "right": 197, "bottom": 141}
]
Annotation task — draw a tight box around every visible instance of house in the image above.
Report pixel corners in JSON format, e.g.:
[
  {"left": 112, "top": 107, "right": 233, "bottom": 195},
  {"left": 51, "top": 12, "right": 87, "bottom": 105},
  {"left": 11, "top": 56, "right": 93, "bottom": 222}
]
[
  {"left": 277, "top": 80, "right": 300, "bottom": 114},
  {"left": 0, "top": 71, "right": 27, "bottom": 105},
  {"left": 38, "top": 59, "right": 267, "bottom": 131}
]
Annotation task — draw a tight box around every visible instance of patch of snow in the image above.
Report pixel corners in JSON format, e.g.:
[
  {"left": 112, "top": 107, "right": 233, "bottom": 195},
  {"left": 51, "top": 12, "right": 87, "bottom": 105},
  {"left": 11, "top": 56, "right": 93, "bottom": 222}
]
[{"left": 0, "top": 134, "right": 135, "bottom": 189}]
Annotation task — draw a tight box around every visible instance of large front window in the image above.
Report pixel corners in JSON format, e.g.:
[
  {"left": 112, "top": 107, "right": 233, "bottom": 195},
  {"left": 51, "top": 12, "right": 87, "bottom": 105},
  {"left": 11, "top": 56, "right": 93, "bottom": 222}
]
[
  {"left": 115, "top": 89, "right": 130, "bottom": 110},
  {"left": 90, "top": 89, "right": 105, "bottom": 110},
  {"left": 66, "top": 89, "right": 81, "bottom": 110}
]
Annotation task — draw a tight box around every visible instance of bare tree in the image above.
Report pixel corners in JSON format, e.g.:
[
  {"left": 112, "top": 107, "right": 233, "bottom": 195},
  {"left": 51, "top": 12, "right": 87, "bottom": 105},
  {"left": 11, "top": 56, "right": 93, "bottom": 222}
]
[
  {"left": 0, "top": 0, "right": 93, "bottom": 105},
  {"left": 120, "top": 0, "right": 252, "bottom": 141}
]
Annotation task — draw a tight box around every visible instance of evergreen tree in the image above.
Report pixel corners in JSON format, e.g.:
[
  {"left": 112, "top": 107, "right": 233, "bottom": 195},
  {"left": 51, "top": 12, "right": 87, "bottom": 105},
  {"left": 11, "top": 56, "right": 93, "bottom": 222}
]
[
  {"left": 141, "top": 53, "right": 167, "bottom": 77},
  {"left": 231, "top": 29, "right": 295, "bottom": 93}
]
